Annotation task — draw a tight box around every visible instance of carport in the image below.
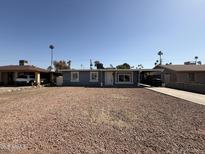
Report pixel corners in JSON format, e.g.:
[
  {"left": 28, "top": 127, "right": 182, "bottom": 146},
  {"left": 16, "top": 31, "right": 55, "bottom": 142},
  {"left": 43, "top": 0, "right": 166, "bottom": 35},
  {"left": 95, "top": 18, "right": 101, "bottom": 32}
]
[
  {"left": 0, "top": 65, "right": 48, "bottom": 86},
  {"left": 140, "top": 69, "right": 164, "bottom": 86}
]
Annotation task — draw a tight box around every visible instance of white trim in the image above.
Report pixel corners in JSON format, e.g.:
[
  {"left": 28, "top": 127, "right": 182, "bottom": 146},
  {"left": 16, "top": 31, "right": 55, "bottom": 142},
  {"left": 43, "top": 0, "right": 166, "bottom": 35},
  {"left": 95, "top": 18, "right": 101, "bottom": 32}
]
[
  {"left": 71, "top": 72, "right": 80, "bottom": 82},
  {"left": 89, "top": 72, "right": 99, "bottom": 82},
  {"left": 115, "top": 72, "right": 133, "bottom": 84}
]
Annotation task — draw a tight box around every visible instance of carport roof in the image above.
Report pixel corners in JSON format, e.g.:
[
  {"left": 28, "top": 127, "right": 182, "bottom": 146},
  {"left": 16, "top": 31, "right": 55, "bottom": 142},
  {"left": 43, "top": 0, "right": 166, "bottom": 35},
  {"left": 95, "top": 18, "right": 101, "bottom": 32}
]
[
  {"left": 154, "top": 65, "right": 205, "bottom": 72},
  {"left": 0, "top": 65, "right": 48, "bottom": 73}
]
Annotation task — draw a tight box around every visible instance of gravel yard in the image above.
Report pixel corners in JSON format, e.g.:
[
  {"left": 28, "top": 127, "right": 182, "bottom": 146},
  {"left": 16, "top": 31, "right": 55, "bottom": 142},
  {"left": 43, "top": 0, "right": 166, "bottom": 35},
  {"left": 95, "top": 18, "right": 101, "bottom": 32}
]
[{"left": 0, "top": 87, "right": 204, "bottom": 154}]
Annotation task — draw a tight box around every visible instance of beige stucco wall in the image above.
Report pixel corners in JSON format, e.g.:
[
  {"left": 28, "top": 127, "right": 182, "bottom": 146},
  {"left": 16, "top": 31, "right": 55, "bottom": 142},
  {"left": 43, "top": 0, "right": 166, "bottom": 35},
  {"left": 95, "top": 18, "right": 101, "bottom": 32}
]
[
  {"left": 176, "top": 72, "right": 205, "bottom": 84},
  {"left": 162, "top": 70, "right": 205, "bottom": 84},
  {"left": 195, "top": 72, "right": 205, "bottom": 84},
  {"left": 162, "top": 69, "right": 177, "bottom": 83},
  {"left": 176, "top": 72, "right": 188, "bottom": 83}
]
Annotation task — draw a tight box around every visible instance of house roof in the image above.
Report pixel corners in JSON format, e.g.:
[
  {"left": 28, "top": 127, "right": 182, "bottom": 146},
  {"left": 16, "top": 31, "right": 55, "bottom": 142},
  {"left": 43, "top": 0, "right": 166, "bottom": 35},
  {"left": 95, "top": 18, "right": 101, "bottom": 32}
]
[
  {"left": 60, "top": 68, "right": 163, "bottom": 72},
  {"left": 0, "top": 65, "right": 48, "bottom": 73},
  {"left": 60, "top": 69, "right": 138, "bottom": 72},
  {"left": 154, "top": 65, "right": 205, "bottom": 72}
]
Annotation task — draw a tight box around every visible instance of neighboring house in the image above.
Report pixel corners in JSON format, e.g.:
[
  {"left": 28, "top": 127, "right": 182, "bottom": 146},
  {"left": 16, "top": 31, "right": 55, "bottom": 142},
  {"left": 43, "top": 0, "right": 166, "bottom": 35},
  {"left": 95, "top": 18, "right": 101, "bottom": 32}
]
[
  {"left": 154, "top": 65, "right": 205, "bottom": 94},
  {"left": 60, "top": 69, "right": 163, "bottom": 87},
  {"left": 60, "top": 69, "right": 139, "bottom": 87},
  {"left": 0, "top": 60, "right": 48, "bottom": 86}
]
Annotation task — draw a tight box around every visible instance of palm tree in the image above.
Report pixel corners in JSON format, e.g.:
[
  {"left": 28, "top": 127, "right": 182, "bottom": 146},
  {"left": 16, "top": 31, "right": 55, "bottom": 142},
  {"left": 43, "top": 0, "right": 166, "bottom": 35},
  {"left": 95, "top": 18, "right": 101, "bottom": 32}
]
[
  {"left": 194, "top": 56, "right": 198, "bottom": 64},
  {"left": 49, "top": 44, "right": 54, "bottom": 50},
  {"left": 197, "top": 61, "right": 202, "bottom": 65},
  {"left": 110, "top": 64, "right": 114, "bottom": 68},
  {"left": 94, "top": 61, "right": 100, "bottom": 67},
  {"left": 158, "top": 51, "right": 163, "bottom": 65},
  {"left": 90, "top": 59, "right": 93, "bottom": 69},
  {"left": 154, "top": 60, "right": 159, "bottom": 66},
  {"left": 49, "top": 45, "right": 55, "bottom": 71},
  {"left": 138, "top": 64, "right": 144, "bottom": 69},
  {"left": 67, "top": 60, "right": 71, "bottom": 69}
]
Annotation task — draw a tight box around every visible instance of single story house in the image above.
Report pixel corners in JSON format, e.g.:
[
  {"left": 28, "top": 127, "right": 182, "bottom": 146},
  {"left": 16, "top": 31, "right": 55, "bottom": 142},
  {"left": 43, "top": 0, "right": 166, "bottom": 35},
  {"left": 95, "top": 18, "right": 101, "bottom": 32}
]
[
  {"left": 0, "top": 60, "right": 48, "bottom": 86},
  {"left": 60, "top": 69, "right": 163, "bottom": 87},
  {"left": 154, "top": 65, "right": 205, "bottom": 94},
  {"left": 60, "top": 69, "right": 139, "bottom": 87}
]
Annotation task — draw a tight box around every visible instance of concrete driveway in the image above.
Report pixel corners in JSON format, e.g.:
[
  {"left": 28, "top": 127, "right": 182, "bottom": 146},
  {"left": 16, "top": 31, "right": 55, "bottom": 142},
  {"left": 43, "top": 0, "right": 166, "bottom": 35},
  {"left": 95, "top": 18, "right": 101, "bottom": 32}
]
[{"left": 147, "top": 87, "right": 205, "bottom": 106}]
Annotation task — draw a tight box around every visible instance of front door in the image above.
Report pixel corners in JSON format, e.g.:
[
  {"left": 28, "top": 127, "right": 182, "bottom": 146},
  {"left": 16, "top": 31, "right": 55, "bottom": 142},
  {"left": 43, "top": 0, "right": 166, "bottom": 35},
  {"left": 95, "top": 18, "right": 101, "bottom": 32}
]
[{"left": 105, "top": 72, "right": 113, "bottom": 85}]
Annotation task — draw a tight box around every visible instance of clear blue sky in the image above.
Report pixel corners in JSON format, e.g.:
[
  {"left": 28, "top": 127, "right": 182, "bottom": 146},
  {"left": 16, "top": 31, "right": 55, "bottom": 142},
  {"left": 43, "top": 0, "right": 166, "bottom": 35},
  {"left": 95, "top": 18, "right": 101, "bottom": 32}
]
[{"left": 0, "top": 0, "right": 205, "bottom": 69}]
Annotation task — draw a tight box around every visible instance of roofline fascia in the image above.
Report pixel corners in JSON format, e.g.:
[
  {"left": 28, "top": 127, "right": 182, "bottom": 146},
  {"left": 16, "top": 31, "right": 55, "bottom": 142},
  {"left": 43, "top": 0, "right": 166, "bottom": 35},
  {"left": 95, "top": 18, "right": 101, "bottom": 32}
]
[
  {"left": 59, "top": 68, "right": 164, "bottom": 72},
  {"left": 59, "top": 69, "right": 140, "bottom": 72}
]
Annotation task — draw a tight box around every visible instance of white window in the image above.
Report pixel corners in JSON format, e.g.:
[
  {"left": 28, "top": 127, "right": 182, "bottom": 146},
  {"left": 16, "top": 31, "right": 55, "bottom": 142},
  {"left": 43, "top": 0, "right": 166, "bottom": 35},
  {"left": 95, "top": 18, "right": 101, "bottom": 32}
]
[
  {"left": 71, "top": 72, "right": 79, "bottom": 82},
  {"left": 90, "top": 72, "right": 98, "bottom": 82},
  {"left": 117, "top": 73, "right": 133, "bottom": 83}
]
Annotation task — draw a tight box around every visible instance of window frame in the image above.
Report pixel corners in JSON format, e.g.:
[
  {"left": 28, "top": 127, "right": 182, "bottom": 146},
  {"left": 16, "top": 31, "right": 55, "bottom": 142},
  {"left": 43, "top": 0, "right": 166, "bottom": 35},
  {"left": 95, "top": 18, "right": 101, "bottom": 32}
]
[
  {"left": 71, "top": 72, "right": 80, "bottom": 82},
  {"left": 116, "top": 72, "right": 133, "bottom": 84},
  {"left": 90, "top": 72, "right": 99, "bottom": 82}
]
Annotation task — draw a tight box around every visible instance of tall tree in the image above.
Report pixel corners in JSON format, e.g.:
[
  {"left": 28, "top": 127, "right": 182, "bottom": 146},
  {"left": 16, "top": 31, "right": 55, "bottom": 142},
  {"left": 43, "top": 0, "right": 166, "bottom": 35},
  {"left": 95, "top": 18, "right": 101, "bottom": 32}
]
[
  {"left": 158, "top": 51, "right": 163, "bottom": 65},
  {"left": 110, "top": 64, "right": 114, "bottom": 68},
  {"left": 67, "top": 60, "right": 71, "bottom": 68},
  {"left": 155, "top": 60, "right": 159, "bottom": 66},
  {"left": 53, "top": 60, "right": 69, "bottom": 72},
  {"left": 197, "top": 61, "right": 202, "bottom": 65},
  {"left": 137, "top": 64, "right": 143, "bottom": 69},
  {"left": 116, "top": 63, "right": 131, "bottom": 69},
  {"left": 94, "top": 60, "right": 104, "bottom": 69},
  {"left": 194, "top": 56, "right": 198, "bottom": 64},
  {"left": 90, "top": 59, "right": 93, "bottom": 69},
  {"left": 94, "top": 61, "right": 100, "bottom": 67},
  {"left": 49, "top": 45, "right": 55, "bottom": 71}
]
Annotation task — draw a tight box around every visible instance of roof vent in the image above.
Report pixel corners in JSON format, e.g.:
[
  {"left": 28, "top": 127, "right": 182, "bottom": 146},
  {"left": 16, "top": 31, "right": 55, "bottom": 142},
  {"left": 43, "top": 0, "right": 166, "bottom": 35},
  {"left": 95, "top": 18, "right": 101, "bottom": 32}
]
[{"left": 19, "top": 60, "right": 28, "bottom": 66}]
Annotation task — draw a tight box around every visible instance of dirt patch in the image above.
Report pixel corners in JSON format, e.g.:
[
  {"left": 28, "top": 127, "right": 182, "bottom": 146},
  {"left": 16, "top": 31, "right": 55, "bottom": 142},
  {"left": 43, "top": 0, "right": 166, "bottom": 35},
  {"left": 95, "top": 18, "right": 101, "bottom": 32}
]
[{"left": 0, "top": 87, "right": 204, "bottom": 153}]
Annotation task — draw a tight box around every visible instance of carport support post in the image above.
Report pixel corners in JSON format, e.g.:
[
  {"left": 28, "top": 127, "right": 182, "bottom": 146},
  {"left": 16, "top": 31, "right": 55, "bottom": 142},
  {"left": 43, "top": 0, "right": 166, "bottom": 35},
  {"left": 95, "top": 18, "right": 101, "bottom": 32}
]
[{"left": 35, "top": 72, "right": 40, "bottom": 86}]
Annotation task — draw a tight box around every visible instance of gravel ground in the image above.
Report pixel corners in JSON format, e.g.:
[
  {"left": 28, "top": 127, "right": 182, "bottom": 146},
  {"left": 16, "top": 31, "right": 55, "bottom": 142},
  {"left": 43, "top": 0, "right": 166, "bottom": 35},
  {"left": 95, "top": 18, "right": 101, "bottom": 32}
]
[
  {"left": 0, "top": 87, "right": 33, "bottom": 93},
  {"left": 0, "top": 87, "right": 204, "bottom": 154}
]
